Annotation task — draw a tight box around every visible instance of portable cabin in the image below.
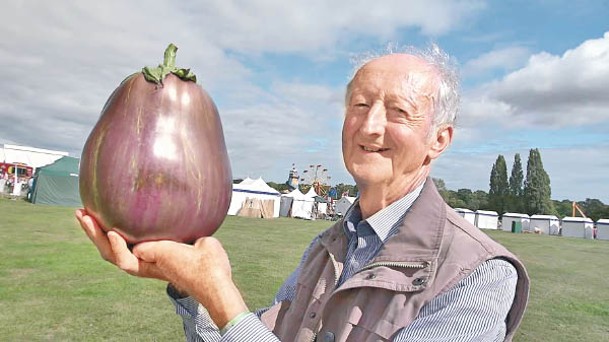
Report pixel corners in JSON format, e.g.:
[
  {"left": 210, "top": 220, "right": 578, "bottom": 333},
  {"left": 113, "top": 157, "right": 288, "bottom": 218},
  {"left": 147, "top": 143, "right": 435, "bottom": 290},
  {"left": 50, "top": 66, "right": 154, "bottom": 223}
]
[
  {"left": 475, "top": 210, "right": 499, "bottom": 230},
  {"left": 455, "top": 208, "right": 476, "bottom": 225},
  {"left": 501, "top": 213, "right": 530, "bottom": 233},
  {"left": 335, "top": 196, "right": 356, "bottom": 217},
  {"left": 596, "top": 219, "right": 609, "bottom": 241},
  {"left": 529, "top": 214, "right": 560, "bottom": 235},
  {"left": 561, "top": 216, "right": 595, "bottom": 239}
]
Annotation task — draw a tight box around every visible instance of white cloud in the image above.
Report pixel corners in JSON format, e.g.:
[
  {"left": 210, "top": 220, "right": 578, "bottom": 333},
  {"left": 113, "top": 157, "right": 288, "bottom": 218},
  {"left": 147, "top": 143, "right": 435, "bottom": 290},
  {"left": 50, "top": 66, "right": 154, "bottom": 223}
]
[
  {"left": 462, "top": 46, "right": 530, "bottom": 76},
  {"left": 466, "top": 32, "right": 609, "bottom": 128},
  {"left": 0, "top": 0, "right": 484, "bottom": 184},
  {"left": 174, "top": 0, "right": 486, "bottom": 53},
  {"left": 222, "top": 80, "right": 346, "bottom": 181}
]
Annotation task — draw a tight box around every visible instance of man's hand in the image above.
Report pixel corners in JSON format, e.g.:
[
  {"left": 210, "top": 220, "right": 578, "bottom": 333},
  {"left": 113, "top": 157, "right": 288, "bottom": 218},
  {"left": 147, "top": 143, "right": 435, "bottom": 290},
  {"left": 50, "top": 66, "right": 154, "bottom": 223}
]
[
  {"left": 75, "top": 209, "right": 168, "bottom": 281},
  {"left": 75, "top": 209, "right": 248, "bottom": 328}
]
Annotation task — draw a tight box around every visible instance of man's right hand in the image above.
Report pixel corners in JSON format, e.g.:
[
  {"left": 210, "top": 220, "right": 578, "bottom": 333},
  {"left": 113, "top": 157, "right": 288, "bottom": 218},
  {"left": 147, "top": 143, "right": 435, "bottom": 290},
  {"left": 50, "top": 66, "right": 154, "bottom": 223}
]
[
  {"left": 74, "top": 208, "right": 249, "bottom": 329},
  {"left": 75, "top": 208, "right": 170, "bottom": 282}
]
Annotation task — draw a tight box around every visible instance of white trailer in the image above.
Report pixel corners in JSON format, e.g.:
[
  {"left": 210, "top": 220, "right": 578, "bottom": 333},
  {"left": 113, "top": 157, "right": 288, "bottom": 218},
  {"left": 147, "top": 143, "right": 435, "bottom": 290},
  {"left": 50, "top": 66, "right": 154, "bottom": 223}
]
[
  {"left": 596, "top": 219, "right": 609, "bottom": 241},
  {"left": 561, "top": 217, "right": 594, "bottom": 239},
  {"left": 455, "top": 208, "right": 476, "bottom": 225},
  {"left": 529, "top": 214, "right": 560, "bottom": 235},
  {"left": 502, "top": 213, "right": 530, "bottom": 232},
  {"left": 475, "top": 210, "right": 499, "bottom": 230}
]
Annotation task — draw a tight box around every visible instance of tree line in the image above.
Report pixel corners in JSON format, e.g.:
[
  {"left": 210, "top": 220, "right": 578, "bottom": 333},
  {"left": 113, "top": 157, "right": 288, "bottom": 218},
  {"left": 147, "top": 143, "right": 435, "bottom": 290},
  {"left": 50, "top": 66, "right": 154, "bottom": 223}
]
[
  {"left": 435, "top": 148, "right": 609, "bottom": 221},
  {"left": 253, "top": 148, "right": 609, "bottom": 221}
]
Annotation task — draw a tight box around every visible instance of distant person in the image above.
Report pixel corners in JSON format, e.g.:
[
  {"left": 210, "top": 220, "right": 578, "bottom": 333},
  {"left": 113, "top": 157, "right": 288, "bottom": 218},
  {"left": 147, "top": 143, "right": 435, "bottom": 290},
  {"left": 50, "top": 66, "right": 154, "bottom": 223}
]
[
  {"left": 27, "top": 176, "right": 35, "bottom": 201},
  {"left": 11, "top": 176, "right": 21, "bottom": 197},
  {"left": 0, "top": 172, "right": 5, "bottom": 194},
  {"left": 77, "top": 44, "right": 530, "bottom": 341}
]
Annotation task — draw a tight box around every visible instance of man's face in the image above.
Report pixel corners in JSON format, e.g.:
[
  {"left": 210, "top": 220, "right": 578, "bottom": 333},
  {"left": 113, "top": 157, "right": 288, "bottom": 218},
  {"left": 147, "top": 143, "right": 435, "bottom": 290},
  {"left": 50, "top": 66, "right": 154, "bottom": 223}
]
[{"left": 342, "top": 54, "right": 441, "bottom": 190}]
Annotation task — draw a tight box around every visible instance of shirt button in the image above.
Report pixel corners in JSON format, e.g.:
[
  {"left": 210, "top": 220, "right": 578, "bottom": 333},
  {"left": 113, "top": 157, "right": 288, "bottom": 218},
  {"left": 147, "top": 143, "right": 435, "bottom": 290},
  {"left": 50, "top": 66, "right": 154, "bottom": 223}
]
[
  {"left": 309, "top": 312, "right": 317, "bottom": 319},
  {"left": 412, "top": 277, "right": 427, "bottom": 285},
  {"left": 365, "top": 274, "right": 376, "bottom": 280}
]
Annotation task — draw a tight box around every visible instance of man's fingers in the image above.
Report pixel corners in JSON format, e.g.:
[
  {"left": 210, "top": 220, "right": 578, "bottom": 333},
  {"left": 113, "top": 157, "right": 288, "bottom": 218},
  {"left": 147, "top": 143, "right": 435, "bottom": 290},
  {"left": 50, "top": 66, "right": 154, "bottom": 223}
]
[
  {"left": 133, "top": 240, "right": 189, "bottom": 263},
  {"left": 75, "top": 209, "right": 115, "bottom": 263},
  {"left": 137, "top": 261, "right": 170, "bottom": 282},
  {"left": 108, "top": 231, "right": 140, "bottom": 275}
]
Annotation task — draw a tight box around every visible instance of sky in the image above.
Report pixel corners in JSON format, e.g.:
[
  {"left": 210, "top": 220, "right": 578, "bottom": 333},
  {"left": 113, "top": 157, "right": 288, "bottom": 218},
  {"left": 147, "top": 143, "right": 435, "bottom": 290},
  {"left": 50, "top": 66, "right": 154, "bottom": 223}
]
[{"left": 1, "top": 1, "right": 608, "bottom": 202}]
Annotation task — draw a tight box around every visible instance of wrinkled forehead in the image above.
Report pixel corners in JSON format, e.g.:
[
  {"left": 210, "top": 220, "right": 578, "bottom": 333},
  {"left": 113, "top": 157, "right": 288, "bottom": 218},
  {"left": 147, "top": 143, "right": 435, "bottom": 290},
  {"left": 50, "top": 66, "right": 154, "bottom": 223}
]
[{"left": 351, "top": 54, "right": 440, "bottom": 97}]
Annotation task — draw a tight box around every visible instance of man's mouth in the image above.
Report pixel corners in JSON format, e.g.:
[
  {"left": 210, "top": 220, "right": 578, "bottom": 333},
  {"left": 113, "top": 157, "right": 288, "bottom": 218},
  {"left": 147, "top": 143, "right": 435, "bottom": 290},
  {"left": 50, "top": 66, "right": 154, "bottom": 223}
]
[{"left": 361, "top": 146, "right": 389, "bottom": 152}]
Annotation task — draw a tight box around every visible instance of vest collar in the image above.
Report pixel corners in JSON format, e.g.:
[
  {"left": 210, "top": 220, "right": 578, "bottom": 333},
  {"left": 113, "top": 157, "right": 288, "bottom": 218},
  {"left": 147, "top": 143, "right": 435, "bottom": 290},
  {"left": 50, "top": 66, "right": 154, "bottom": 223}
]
[{"left": 320, "top": 178, "right": 447, "bottom": 290}]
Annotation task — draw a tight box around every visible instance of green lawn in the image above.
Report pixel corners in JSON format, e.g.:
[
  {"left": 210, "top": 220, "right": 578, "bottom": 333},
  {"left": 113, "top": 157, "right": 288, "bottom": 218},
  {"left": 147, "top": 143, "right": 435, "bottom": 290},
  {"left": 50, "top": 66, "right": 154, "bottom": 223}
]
[{"left": 1, "top": 197, "right": 608, "bottom": 341}]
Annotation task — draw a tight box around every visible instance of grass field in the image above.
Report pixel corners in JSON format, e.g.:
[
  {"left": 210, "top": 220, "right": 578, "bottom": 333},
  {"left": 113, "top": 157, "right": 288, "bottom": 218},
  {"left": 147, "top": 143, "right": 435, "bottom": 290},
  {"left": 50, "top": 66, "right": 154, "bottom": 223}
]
[{"left": 1, "top": 197, "right": 608, "bottom": 341}]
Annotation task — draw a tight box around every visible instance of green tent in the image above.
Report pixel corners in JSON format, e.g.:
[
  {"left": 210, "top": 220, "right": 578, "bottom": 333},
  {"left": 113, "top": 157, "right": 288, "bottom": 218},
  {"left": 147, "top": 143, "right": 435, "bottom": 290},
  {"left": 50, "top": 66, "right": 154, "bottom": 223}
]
[{"left": 31, "top": 156, "right": 81, "bottom": 206}]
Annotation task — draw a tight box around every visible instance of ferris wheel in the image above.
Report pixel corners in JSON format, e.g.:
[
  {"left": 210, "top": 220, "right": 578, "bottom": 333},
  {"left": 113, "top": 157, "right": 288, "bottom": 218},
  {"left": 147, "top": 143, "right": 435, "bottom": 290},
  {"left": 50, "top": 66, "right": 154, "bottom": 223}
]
[{"left": 300, "top": 164, "right": 331, "bottom": 196}]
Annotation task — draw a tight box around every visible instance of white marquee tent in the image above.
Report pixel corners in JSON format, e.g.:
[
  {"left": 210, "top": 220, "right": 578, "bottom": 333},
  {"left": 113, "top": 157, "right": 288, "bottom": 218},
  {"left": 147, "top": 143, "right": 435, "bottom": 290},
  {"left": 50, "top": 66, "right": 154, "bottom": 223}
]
[
  {"left": 304, "top": 187, "right": 329, "bottom": 219},
  {"left": 304, "top": 187, "right": 318, "bottom": 198},
  {"left": 1, "top": 144, "right": 68, "bottom": 169},
  {"left": 455, "top": 208, "right": 476, "bottom": 225},
  {"left": 280, "top": 188, "right": 315, "bottom": 219},
  {"left": 596, "top": 219, "right": 609, "bottom": 241},
  {"left": 561, "top": 216, "right": 594, "bottom": 239},
  {"left": 502, "top": 213, "right": 530, "bottom": 232},
  {"left": 475, "top": 210, "right": 498, "bottom": 230},
  {"left": 227, "top": 177, "right": 281, "bottom": 218},
  {"left": 529, "top": 214, "right": 560, "bottom": 235}
]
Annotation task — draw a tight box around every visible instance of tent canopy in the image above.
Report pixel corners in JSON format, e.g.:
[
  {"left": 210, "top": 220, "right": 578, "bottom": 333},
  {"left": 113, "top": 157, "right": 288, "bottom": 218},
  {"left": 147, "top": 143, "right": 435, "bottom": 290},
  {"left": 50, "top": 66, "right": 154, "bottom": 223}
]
[
  {"left": 228, "top": 177, "right": 280, "bottom": 218},
  {"left": 282, "top": 188, "right": 314, "bottom": 219},
  {"left": 31, "top": 156, "right": 81, "bottom": 206},
  {"left": 1, "top": 144, "right": 68, "bottom": 169}
]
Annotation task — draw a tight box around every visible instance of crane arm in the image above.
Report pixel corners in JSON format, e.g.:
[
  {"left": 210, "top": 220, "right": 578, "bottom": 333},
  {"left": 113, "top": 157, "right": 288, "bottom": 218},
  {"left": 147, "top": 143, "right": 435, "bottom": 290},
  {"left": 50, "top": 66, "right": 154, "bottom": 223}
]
[{"left": 572, "top": 201, "right": 587, "bottom": 218}]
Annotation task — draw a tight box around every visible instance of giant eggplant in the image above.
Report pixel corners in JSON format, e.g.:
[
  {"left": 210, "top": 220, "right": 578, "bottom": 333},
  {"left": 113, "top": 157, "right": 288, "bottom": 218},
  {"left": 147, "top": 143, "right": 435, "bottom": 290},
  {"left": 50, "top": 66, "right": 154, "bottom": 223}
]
[{"left": 79, "top": 44, "right": 232, "bottom": 244}]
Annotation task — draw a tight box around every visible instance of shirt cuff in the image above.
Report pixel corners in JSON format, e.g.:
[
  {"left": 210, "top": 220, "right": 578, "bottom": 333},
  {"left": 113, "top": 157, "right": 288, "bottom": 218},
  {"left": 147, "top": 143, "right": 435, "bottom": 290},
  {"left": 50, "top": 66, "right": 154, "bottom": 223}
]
[
  {"left": 166, "top": 284, "right": 199, "bottom": 318},
  {"left": 220, "top": 311, "right": 250, "bottom": 335},
  {"left": 221, "top": 313, "right": 280, "bottom": 342}
]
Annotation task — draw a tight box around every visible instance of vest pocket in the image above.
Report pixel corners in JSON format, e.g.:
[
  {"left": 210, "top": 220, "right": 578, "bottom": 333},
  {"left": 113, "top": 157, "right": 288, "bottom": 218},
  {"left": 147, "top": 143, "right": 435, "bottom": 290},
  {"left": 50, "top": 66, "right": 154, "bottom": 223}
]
[{"left": 344, "top": 311, "right": 401, "bottom": 341}]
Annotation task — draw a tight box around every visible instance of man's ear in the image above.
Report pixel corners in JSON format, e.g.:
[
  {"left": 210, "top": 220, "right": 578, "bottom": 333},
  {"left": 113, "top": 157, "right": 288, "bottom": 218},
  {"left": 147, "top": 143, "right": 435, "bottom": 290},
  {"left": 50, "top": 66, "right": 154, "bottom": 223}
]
[{"left": 427, "top": 125, "right": 453, "bottom": 161}]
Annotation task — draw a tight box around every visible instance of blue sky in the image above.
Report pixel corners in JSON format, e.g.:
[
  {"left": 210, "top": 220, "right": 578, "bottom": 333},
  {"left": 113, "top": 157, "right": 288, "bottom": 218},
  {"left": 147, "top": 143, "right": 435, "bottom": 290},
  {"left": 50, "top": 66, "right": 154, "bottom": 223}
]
[{"left": 1, "top": 1, "right": 608, "bottom": 202}]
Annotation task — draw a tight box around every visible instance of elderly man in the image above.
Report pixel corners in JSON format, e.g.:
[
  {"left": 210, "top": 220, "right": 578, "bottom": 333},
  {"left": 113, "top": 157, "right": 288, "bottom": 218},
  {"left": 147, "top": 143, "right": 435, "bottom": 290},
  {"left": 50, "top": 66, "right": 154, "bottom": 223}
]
[{"left": 77, "top": 45, "right": 529, "bottom": 341}]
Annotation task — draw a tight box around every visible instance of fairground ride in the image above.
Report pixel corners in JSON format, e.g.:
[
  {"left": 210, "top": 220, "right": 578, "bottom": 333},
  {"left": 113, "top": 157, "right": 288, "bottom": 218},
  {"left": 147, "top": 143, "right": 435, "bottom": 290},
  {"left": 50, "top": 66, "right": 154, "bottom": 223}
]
[{"left": 300, "top": 164, "right": 331, "bottom": 196}]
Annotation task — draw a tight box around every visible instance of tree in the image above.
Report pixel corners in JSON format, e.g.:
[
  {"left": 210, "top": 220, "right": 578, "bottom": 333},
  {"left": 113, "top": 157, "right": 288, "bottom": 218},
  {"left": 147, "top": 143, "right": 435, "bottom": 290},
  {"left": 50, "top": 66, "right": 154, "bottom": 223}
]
[
  {"left": 523, "top": 148, "right": 554, "bottom": 215},
  {"left": 579, "top": 198, "right": 609, "bottom": 222},
  {"left": 553, "top": 199, "right": 573, "bottom": 218},
  {"left": 471, "top": 190, "right": 489, "bottom": 211},
  {"left": 334, "top": 183, "right": 358, "bottom": 198},
  {"left": 433, "top": 178, "right": 450, "bottom": 202},
  {"left": 489, "top": 155, "right": 509, "bottom": 214},
  {"left": 508, "top": 153, "right": 524, "bottom": 212},
  {"left": 267, "top": 181, "right": 290, "bottom": 193}
]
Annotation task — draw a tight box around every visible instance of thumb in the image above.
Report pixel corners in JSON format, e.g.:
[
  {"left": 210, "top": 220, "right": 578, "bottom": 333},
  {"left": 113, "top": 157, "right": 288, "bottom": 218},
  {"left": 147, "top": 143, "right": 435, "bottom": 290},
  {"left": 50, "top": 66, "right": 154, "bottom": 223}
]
[{"left": 132, "top": 240, "right": 188, "bottom": 263}]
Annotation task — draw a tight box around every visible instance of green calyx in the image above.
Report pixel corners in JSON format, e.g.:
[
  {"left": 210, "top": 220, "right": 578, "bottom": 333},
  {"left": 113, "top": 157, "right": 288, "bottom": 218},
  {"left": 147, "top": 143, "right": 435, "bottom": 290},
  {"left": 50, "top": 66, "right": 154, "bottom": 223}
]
[{"left": 142, "top": 43, "right": 197, "bottom": 84}]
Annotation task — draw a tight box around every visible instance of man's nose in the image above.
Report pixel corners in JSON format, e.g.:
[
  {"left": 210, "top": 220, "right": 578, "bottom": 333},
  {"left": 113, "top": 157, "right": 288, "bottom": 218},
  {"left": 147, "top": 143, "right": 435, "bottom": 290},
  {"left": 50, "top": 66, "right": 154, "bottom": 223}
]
[{"left": 360, "top": 102, "right": 386, "bottom": 136}]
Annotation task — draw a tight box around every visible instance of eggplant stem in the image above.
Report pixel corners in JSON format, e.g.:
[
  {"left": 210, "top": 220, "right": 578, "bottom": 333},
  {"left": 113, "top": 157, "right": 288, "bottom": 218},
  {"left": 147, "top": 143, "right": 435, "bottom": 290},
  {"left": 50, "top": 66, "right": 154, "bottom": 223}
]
[{"left": 142, "top": 43, "right": 197, "bottom": 84}]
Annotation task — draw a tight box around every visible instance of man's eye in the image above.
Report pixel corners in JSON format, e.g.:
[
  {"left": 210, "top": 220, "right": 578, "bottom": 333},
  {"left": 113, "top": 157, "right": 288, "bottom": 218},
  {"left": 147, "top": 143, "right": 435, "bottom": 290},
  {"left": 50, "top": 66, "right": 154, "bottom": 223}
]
[{"left": 354, "top": 103, "right": 369, "bottom": 108}]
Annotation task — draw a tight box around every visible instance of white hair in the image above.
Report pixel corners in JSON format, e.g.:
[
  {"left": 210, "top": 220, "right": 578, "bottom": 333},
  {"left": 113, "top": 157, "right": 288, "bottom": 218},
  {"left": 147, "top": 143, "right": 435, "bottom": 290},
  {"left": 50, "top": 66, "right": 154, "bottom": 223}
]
[{"left": 345, "top": 43, "right": 461, "bottom": 130}]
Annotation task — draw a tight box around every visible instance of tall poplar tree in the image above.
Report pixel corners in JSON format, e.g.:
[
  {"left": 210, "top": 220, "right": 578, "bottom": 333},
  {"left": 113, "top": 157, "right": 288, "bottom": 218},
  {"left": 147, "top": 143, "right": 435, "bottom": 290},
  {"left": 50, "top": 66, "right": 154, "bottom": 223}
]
[
  {"left": 489, "top": 155, "right": 509, "bottom": 214},
  {"left": 523, "top": 148, "right": 554, "bottom": 215},
  {"left": 508, "top": 153, "right": 524, "bottom": 212}
]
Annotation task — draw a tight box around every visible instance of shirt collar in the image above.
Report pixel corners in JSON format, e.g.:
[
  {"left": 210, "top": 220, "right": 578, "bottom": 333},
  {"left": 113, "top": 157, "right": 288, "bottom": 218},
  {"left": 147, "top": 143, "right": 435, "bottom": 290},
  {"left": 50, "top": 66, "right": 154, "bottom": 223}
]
[{"left": 343, "top": 183, "right": 425, "bottom": 242}]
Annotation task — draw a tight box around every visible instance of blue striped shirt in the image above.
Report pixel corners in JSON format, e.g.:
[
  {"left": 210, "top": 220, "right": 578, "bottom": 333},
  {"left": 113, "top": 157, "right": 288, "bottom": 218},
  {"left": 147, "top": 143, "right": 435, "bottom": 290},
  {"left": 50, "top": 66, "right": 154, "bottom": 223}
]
[{"left": 169, "top": 187, "right": 518, "bottom": 341}]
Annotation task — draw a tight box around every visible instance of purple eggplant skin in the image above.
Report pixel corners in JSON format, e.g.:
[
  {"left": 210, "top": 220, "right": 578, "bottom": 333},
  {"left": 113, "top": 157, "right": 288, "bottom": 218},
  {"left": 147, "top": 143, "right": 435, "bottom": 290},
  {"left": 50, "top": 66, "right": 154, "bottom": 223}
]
[{"left": 79, "top": 72, "right": 232, "bottom": 244}]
